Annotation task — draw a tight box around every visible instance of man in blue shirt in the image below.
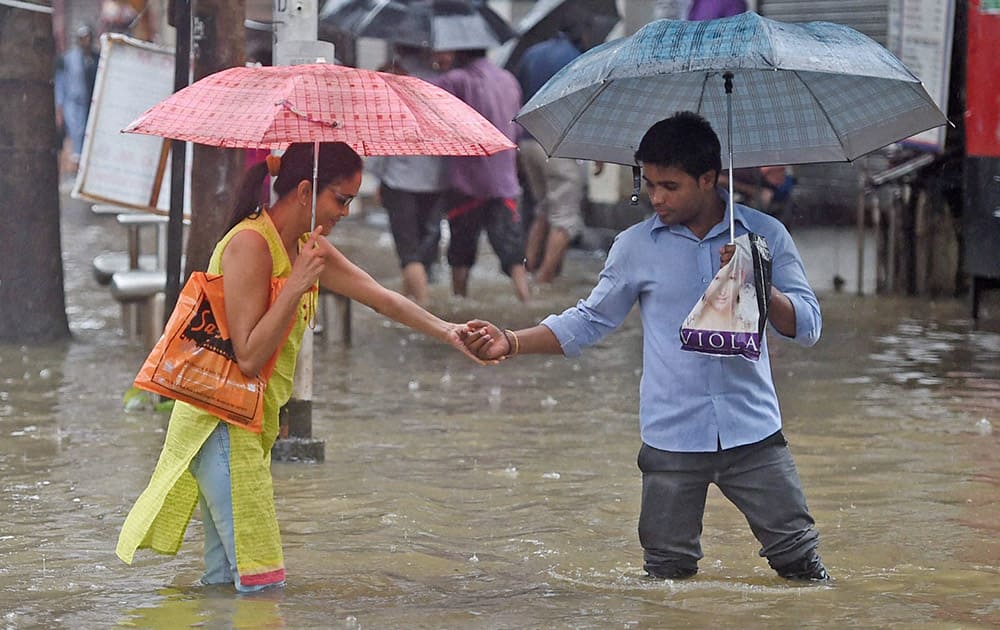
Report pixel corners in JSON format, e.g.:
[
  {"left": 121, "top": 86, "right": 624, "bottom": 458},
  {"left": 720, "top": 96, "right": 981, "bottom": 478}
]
[{"left": 462, "top": 112, "right": 829, "bottom": 582}]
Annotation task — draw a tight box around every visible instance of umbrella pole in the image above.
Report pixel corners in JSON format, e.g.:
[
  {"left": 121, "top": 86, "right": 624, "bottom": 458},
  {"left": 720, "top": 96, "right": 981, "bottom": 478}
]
[
  {"left": 724, "top": 72, "right": 735, "bottom": 245},
  {"left": 311, "top": 142, "right": 319, "bottom": 231}
]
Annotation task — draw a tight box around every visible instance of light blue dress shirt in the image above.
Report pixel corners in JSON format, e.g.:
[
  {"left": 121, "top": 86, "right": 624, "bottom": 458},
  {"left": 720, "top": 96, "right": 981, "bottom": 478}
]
[{"left": 541, "top": 191, "right": 821, "bottom": 452}]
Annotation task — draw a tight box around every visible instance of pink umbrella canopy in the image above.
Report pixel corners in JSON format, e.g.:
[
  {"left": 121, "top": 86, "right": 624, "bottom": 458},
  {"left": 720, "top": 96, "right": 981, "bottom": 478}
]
[{"left": 123, "top": 63, "right": 516, "bottom": 156}]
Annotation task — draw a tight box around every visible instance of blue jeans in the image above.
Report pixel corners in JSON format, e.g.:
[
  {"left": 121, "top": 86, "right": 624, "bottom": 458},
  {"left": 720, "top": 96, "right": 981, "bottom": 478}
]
[{"left": 189, "top": 422, "right": 283, "bottom": 593}]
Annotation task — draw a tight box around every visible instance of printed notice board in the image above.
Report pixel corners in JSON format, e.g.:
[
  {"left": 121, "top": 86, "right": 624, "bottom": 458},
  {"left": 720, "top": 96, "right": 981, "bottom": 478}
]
[
  {"left": 887, "top": 0, "right": 955, "bottom": 152},
  {"left": 72, "top": 34, "right": 175, "bottom": 211}
]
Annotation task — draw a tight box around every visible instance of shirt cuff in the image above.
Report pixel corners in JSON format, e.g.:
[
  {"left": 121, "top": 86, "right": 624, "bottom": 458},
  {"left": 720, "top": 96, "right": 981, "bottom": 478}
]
[
  {"left": 540, "top": 315, "right": 581, "bottom": 358},
  {"left": 783, "top": 292, "right": 821, "bottom": 346}
]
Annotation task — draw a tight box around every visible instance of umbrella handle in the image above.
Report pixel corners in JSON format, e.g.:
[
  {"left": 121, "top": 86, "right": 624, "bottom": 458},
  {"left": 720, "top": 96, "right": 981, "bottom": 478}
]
[{"left": 631, "top": 166, "right": 641, "bottom": 205}]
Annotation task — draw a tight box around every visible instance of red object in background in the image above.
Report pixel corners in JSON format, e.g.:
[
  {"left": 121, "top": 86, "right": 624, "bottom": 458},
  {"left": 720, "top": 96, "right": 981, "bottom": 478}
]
[{"left": 966, "top": 0, "right": 1000, "bottom": 157}]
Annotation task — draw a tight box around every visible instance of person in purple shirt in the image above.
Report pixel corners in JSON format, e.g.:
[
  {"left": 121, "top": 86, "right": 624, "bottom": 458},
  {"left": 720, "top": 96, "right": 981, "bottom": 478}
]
[
  {"left": 460, "top": 112, "right": 829, "bottom": 582},
  {"left": 687, "top": 0, "right": 747, "bottom": 20},
  {"left": 432, "top": 49, "right": 531, "bottom": 303}
]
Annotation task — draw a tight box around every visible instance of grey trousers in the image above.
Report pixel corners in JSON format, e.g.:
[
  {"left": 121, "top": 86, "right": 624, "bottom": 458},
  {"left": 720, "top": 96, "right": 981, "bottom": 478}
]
[{"left": 637, "top": 431, "right": 819, "bottom": 576}]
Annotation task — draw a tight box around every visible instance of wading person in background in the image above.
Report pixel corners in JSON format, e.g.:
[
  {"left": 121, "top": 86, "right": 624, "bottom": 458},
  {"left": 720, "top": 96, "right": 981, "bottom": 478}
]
[
  {"left": 461, "top": 112, "right": 829, "bottom": 582},
  {"left": 116, "top": 142, "right": 486, "bottom": 592},
  {"left": 515, "top": 20, "right": 591, "bottom": 284},
  {"left": 54, "top": 24, "right": 99, "bottom": 172},
  {"left": 431, "top": 48, "right": 531, "bottom": 303},
  {"left": 369, "top": 44, "right": 451, "bottom": 306}
]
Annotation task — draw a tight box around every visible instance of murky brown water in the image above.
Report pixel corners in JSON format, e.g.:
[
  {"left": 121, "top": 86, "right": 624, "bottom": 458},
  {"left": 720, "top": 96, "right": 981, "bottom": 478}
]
[{"left": 2, "top": 190, "right": 1000, "bottom": 628}]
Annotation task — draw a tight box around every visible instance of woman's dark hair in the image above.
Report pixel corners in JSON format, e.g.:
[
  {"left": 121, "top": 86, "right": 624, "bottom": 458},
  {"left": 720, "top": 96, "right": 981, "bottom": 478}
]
[
  {"left": 226, "top": 141, "right": 363, "bottom": 233},
  {"left": 634, "top": 111, "right": 722, "bottom": 182}
]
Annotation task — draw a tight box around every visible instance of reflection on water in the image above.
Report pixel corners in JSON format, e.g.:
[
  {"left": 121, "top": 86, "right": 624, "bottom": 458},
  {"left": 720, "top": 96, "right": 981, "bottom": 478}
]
[{"left": 2, "top": 198, "right": 1000, "bottom": 628}]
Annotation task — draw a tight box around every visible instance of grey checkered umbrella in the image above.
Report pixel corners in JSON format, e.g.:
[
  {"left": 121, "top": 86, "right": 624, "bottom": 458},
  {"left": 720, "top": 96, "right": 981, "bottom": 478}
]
[{"left": 515, "top": 12, "right": 947, "bottom": 238}]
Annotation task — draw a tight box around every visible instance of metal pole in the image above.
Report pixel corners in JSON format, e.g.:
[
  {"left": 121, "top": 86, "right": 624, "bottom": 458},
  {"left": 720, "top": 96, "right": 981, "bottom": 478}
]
[
  {"left": 272, "top": 0, "right": 326, "bottom": 462},
  {"left": 856, "top": 160, "right": 868, "bottom": 297},
  {"left": 724, "top": 72, "right": 735, "bottom": 244},
  {"left": 165, "top": 0, "right": 191, "bottom": 318},
  {"left": 312, "top": 141, "right": 319, "bottom": 230},
  {"left": 872, "top": 194, "right": 882, "bottom": 293}
]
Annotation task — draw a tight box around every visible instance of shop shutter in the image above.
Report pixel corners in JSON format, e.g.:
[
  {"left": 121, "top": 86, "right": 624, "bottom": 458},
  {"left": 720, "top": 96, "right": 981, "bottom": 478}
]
[{"left": 758, "top": 0, "right": 888, "bottom": 45}]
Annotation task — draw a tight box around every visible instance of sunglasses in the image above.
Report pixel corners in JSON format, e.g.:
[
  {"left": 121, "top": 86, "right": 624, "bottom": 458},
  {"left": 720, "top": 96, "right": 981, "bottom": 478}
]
[{"left": 333, "top": 192, "right": 355, "bottom": 207}]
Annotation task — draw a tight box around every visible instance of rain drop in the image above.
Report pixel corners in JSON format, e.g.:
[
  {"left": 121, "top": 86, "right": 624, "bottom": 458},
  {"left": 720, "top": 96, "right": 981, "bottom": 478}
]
[
  {"left": 408, "top": 380, "right": 420, "bottom": 392},
  {"left": 541, "top": 395, "right": 558, "bottom": 408},
  {"left": 487, "top": 386, "right": 502, "bottom": 408},
  {"left": 976, "top": 418, "right": 992, "bottom": 435}
]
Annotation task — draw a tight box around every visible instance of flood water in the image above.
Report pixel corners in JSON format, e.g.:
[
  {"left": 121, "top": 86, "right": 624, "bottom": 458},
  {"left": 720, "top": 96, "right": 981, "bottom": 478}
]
[{"left": 2, "top": 191, "right": 1000, "bottom": 629}]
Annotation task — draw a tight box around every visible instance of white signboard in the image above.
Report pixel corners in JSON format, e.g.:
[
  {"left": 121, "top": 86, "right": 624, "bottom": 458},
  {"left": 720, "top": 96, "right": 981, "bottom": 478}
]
[
  {"left": 887, "top": 0, "right": 955, "bottom": 152},
  {"left": 72, "top": 34, "right": 175, "bottom": 211}
]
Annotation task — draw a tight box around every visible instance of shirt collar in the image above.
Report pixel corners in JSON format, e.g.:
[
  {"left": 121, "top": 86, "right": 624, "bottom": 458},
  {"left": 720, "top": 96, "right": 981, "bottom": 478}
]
[{"left": 649, "top": 187, "right": 753, "bottom": 241}]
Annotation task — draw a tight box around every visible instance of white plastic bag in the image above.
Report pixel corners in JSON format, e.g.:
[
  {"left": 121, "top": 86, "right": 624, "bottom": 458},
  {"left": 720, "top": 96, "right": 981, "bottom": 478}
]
[{"left": 679, "top": 233, "right": 772, "bottom": 361}]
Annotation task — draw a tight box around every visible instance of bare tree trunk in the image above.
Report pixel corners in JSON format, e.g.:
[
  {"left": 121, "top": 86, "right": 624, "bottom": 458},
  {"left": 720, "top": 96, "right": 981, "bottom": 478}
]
[
  {"left": 183, "top": 1, "right": 246, "bottom": 276},
  {"left": 0, "top": 5, "right": 70, "bottom": 343}
]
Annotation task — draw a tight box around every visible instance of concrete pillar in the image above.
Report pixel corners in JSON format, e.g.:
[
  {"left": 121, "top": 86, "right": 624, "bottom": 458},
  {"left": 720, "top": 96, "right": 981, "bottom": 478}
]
[
  {"left": 270, "top": 0, "right": 329, "bottom": 462},
  {"left": 272, "top": 0, "right": 333, "bottom": 66}
]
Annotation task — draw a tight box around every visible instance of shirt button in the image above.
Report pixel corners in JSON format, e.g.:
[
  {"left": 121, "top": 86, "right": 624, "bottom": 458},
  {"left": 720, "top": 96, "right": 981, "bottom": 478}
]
[{"left": 703, "top": 278, "right": 708, "bottom": 283}]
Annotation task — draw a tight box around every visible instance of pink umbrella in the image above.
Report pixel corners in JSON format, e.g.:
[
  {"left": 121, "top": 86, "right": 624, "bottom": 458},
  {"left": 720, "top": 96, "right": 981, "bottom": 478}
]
[
  {"left": 124, "top": 62, "right": 514, "bottom": 155},
  {"left": 124, "top": 62, "right": 515, "bottom": 226}
]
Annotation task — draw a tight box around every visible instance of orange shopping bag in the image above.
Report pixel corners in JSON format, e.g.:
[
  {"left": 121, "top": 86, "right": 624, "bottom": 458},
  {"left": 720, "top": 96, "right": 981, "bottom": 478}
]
[{"left": 133, "top": 272, "right": 294, "bottom": 433}]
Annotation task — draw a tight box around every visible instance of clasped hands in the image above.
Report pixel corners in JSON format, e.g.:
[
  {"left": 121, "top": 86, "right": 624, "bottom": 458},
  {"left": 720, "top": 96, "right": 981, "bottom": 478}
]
[{"left": 453, "top": 319, "right": 510, "bottom": 364}]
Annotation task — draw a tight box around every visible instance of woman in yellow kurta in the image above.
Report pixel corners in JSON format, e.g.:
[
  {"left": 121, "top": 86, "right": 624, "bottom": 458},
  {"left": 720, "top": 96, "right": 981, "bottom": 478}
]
[{"left": 116, "top": 142, "right": 483, "bottom": 592}]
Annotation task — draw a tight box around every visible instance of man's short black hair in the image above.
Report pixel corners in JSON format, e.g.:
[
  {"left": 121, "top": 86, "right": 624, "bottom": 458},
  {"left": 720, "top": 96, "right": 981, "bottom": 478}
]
[{"left": 634, "top": 111, "right": 723, "bottom": 181}]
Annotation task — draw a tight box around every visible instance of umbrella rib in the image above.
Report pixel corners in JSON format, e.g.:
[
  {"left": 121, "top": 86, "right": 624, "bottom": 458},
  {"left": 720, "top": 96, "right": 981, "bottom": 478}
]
[
  {"left": 694, "top": 72, "right": 712, "bottom": 115},
  {"left": 789, "top": 71, "right": 849, "bottom": 158},
  {"left": 279, "top": 99, "right": 340, "bottom": 128},
  {"left": 545, "top": 80, "right": 613, "bottom": 157}
]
